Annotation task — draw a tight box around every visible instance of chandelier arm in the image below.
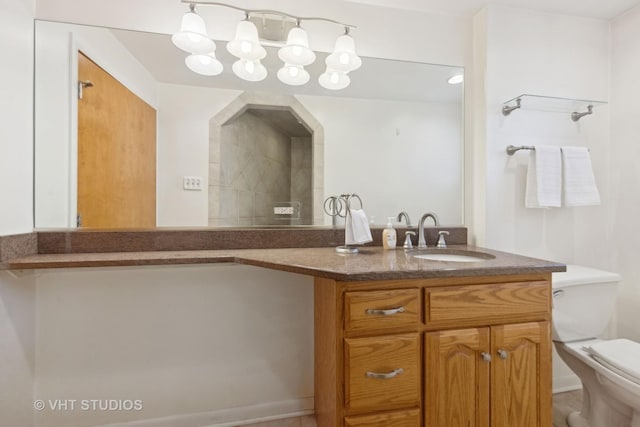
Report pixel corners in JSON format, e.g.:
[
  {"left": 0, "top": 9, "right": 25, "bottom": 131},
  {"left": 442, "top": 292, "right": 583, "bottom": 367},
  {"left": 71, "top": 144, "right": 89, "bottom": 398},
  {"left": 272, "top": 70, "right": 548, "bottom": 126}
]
[{"left": 181, "top": 0, "right": 357, "bottom": 29}]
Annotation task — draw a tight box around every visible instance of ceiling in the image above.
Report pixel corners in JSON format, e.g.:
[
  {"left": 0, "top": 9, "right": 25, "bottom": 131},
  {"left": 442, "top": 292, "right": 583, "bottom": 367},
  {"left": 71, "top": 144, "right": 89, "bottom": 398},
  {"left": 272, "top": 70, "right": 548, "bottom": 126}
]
[{"left": 345, "top": 0, "right": 640, "bottom": 20}]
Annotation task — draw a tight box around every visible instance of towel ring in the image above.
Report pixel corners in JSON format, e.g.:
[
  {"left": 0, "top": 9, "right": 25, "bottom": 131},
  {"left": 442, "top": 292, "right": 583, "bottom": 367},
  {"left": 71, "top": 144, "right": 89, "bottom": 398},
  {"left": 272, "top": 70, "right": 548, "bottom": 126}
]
[
  {"left": 323, "top": 196, "right": 344, "bottom": 218},
  {"left": 342, "top": 193, "right": 363, "bottom": 212}
]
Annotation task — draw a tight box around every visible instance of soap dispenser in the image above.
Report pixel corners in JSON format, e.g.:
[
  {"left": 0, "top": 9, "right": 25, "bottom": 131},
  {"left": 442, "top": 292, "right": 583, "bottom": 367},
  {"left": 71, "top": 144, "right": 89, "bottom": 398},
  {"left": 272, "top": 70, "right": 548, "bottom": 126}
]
[{"left": 382, "top": 217, "right": 397, "bottom": 249}]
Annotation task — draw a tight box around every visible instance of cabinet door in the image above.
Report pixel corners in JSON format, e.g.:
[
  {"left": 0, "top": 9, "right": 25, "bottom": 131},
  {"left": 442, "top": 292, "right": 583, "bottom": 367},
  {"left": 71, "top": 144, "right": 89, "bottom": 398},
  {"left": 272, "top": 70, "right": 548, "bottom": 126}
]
[
  {"left": 491, "top": 322, "right": 551, "bottom": 427},
  {"left": 425, "top": 328, "right": 490, "bottom": 427}
]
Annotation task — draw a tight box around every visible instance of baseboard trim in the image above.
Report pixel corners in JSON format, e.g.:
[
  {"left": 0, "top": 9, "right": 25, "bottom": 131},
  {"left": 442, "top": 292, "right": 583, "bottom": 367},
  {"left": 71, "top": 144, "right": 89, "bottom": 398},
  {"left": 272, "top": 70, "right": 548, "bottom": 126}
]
[
  {"left": 99, "top": 398, "right": 314, "bottom": 427},
  {"left": 553, "top": 374, "right": 582, "bottom": 394}
]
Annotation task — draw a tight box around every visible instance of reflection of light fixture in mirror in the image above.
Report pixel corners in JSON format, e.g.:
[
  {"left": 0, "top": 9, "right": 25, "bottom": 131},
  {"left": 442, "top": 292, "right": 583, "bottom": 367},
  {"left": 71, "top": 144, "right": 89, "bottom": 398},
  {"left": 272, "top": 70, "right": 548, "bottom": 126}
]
[
  {"left": 232, "top": 59, "right": 268, "bottom": 82},
  {"left": 325, "top": 28, "right": 362, "bottom": 72},
  {"left": 278, "top": 24, "right": 315, "bottom": 66},
  {"left": 172, "top": 2, "right": 358, "bottom": 89},
  {"left": 277, "top": 64, "right": 310, "bottom": 86},
  {"left": 447, "top": 74, "right": 464, "bottom": 85},
  {"left": 227, "top": 18, "right": 267, "bottom": 61},
  {"left": 172, "top": 4, "right": 216, "bottom": 54},
  {"left": 319, "top": 68, "right": 351, "bottom": 90},
  {"left": 185, "top": 51, "right": 223, "bottom": 76}
]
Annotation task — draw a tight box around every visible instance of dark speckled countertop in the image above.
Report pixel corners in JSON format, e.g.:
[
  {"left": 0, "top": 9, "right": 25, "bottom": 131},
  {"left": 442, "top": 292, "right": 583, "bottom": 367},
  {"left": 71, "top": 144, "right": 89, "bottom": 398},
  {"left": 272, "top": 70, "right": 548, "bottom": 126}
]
[{"left": 4, "top": 245, "right": 565, "bottom": 281}]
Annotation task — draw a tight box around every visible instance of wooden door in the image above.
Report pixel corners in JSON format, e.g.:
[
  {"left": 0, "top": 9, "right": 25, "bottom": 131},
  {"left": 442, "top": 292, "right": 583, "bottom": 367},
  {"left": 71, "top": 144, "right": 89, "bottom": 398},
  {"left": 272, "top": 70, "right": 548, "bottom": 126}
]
[
  {"left": 77, "top": 52, "right": 156, "bottom": 228},
  {"left": 491, "top": 322, "right": 551, "bottom": 427},
  {"left": 425, "top": 328, "right": 490, "bottom": 427}
]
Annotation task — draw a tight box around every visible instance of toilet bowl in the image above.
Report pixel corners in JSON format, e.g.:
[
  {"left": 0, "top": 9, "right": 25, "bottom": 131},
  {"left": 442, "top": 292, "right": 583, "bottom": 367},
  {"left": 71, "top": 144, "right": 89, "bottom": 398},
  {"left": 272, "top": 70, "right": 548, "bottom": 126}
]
[{"left": 552, "top": 265, "right": 640, "bottom": 427}]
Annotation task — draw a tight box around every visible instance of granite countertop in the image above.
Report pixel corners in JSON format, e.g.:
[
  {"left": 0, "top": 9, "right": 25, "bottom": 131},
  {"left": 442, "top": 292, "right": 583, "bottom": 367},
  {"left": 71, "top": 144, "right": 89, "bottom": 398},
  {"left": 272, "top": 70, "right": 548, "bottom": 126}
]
[{"left": 3, "top": 245, "right": 565, "bottom": 281}]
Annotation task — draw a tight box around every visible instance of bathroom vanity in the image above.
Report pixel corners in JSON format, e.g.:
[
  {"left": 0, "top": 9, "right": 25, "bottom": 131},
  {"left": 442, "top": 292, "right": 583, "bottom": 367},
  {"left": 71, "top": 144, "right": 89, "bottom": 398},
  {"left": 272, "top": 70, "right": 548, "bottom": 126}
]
[
  {"left": 315, "top": 272, "right": 552, "bottom": 427},
  {"left": 0, "top": 230, "right": 563, "bottom": 427}
]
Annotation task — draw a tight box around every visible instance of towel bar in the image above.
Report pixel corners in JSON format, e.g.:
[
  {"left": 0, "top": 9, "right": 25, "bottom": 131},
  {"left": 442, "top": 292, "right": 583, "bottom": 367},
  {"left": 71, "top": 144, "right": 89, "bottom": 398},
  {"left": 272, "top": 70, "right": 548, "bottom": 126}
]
[{"left": 506, "top": 145, "right": 590, "bottom": 156}]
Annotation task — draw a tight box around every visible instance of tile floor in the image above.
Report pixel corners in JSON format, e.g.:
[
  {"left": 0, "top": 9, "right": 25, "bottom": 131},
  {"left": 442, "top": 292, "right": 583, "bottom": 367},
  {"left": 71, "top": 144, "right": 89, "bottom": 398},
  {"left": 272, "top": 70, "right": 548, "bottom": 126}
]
[
  {"left": 553, "top": 389, "right": 583, "bottom": 427},
  {"left": 240, "top": 390, "right": 582, "bottom": 427}
]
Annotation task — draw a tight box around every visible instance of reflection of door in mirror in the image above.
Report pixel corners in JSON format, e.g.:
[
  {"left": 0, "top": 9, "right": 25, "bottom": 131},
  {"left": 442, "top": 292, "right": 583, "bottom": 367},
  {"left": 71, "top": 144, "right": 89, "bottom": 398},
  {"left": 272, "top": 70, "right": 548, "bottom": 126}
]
[{"left": 77, "top": 52, "right": 157, "bottom": 228}]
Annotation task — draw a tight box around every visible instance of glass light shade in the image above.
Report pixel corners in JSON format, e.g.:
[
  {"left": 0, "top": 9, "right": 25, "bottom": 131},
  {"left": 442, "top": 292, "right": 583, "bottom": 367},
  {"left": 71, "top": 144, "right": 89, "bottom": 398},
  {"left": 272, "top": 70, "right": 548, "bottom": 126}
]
[
  {"left": 232, "top": 59, "right": 267, "bottom": 82},
  {"left": 227, "top": 20, "right": 267, "bottom": 60},
  {"left": 318, "top": 68, "right": 350, "bottom": 90},
  {"left": 277, "top": 64, "right": 310, "bottom": 86},
  {"left": 278, "top": 27, "right": 316, "bottom": 66},
  {"left": 185, "top": 52, "right": 223, "bottom": 76},
  {"left": 325, "top": 34, "right": 362, "bottom": 72},
  {"left": 172, "top": 11, "right": 216, "bottom": 54}
]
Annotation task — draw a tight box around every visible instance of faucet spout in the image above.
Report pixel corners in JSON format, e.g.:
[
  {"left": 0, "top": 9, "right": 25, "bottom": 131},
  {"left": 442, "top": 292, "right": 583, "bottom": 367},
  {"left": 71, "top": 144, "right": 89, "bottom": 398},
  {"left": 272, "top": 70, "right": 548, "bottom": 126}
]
[
  {"left": 417, "top": 212, "right": 439, "bottom": 248},
  {"left": 396, "top": 211, "right": 411, "bottom": 227}
]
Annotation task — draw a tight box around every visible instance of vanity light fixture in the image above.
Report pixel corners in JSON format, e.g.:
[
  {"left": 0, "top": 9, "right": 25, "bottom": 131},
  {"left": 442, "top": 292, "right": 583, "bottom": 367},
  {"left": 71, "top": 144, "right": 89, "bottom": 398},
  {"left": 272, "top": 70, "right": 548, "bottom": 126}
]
[
  {"left": 172, "top": 3, "right": 217, "bottom": 54},
  {"left": 172, "top": 1, "right": 360, "bottom": 89}
]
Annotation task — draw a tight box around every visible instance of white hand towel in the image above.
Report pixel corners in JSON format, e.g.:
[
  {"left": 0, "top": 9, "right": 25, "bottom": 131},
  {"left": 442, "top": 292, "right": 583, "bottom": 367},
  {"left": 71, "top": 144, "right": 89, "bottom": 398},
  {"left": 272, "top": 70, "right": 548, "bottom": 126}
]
[
  {"left": 562, "top": 146, "right": 600, "bottom": 206},
  {"left": 525, "top": 145, "right": 562, "bottom": 208},
  {"left": 345, "top": 209, "right": 373, "bottom": 245}
]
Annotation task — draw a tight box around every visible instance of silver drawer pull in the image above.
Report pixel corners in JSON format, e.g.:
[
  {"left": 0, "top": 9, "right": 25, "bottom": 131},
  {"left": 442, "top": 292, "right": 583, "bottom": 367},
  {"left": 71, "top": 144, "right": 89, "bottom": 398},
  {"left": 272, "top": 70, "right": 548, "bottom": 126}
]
[
  {"left": 497, "top": 349, "right": 509, "bottom": 360},
  {"left": 365, "top": 368, "right": 404, "bottom": 379},
  {"left": 365, "top": 306, "right": 405, "bottom": 316}
]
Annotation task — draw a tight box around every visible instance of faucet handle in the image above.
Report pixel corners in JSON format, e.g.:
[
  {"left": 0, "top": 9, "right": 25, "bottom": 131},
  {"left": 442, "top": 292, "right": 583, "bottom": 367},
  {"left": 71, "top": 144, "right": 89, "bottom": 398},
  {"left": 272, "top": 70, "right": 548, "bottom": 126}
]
[
  {"left": 403, "top": 231, "right": 416, "bottom": 249},
  {"left": 436, "top": 231, "right": 450, "bottom": 248}
]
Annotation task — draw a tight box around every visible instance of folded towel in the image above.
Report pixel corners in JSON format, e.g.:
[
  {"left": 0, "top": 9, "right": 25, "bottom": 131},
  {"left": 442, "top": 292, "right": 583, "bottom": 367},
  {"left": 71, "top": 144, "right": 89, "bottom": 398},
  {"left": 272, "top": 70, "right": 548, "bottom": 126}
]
[
  {"left": 562, "top": 146, "right": 600, "bottom": 206},
  {"left": 345, "top": 209, "right": 373, "bottom": 245},
  {"left": 525, "top": 145, "right": 562, "bottom": 208}
]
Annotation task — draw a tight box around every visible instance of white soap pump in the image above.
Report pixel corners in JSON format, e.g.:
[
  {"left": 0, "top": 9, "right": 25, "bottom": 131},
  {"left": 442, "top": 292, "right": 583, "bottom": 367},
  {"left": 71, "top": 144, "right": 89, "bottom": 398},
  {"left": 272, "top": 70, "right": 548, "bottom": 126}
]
[{"left": 382, "top": 217, "right": 397, "bottom": 249}]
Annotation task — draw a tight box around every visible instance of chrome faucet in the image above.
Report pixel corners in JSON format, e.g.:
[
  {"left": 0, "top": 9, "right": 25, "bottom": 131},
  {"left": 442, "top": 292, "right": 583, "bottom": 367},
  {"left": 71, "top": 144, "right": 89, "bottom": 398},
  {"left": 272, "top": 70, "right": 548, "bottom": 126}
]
[
  {"left": 396, "top": 211, "right": 411, "bottom": 227},
  {"left": 417, "top": 212, "right": 439, "bottom": 248}
]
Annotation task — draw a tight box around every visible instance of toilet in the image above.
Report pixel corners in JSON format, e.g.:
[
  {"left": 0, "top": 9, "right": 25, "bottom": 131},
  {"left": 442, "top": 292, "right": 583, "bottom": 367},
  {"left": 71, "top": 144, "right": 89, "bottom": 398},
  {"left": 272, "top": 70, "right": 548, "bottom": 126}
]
[{"left": 552, "top": 265, "right": 640, "bottom": 427}]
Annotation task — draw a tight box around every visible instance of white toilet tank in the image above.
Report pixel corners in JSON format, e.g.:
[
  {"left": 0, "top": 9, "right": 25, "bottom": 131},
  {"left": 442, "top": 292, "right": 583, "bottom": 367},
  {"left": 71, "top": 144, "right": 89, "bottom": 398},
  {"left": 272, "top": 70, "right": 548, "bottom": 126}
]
[{"left": 552, "top": 265, "right": 621, "bottom": 343}]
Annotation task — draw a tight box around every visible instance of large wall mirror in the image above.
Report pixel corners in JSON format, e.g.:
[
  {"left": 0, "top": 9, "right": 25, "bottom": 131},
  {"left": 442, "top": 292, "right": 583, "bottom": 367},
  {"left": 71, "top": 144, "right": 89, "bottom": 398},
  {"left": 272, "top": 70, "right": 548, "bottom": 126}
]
[{"left": 34, "top": 20, "right": 464, "bottom": 229}]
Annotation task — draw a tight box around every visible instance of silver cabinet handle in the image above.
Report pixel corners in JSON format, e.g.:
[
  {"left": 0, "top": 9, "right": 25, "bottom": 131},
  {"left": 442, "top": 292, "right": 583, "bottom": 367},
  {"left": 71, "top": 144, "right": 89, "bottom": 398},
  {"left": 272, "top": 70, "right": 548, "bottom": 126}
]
[
  {"left": 365, "top": 306, "right": 405, "bottom": 316},
  {"left": 365, "top": 368, "right": 404, "bottom": 379},
  {"left": 497, "top": 349, "right": 508, "bottom": 360},
  {"left": 481, "top": 352, "right": 492, "bottom": 362}
]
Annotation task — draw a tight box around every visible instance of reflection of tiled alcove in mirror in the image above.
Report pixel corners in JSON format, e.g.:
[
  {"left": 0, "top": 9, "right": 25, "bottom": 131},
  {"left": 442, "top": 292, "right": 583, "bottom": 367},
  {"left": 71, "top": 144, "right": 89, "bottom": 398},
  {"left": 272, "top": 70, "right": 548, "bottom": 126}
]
[{"left": 209, "top": 92, "right": 324, "bottom": 226}]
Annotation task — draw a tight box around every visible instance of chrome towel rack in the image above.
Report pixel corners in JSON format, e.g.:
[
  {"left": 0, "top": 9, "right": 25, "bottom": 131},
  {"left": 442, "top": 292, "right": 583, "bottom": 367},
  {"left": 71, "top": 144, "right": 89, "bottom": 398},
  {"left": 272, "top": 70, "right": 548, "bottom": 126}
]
[
  {"left": 506, "top": 145, "right": 590, "bottom": 156},
  {"left": 506, "top": 145, "right": 535, "bottom": 155}
]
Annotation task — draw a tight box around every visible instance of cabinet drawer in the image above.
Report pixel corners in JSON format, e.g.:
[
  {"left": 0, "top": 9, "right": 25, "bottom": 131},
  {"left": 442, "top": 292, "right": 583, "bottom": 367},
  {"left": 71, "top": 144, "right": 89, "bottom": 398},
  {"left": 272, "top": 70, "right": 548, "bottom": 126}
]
[
  {"left": 425, "top": 281, "right": 550, "bottom": 325},
  {"left": 345, "top": 408, "right": 420, "bottom": 426},
  {"left": 345, "top": 333, "right": 420, "bottom": 412},
  {"left": 345, "top": 289, "right": 420, "bottom": 332}
]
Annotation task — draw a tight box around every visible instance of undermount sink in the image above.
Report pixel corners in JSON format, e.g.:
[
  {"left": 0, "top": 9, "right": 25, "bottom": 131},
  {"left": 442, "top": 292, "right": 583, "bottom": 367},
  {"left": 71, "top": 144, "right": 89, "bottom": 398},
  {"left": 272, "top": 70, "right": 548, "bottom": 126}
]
[{"left": 410, "top": 249, "right": 496, "bottom": 263}]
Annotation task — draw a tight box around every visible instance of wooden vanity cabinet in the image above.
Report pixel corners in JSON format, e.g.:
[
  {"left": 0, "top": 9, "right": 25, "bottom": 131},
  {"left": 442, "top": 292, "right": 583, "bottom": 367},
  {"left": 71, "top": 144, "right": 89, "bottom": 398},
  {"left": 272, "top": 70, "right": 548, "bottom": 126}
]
[{"left": 314, "top": 274, "right": 552, "bottom": 427}]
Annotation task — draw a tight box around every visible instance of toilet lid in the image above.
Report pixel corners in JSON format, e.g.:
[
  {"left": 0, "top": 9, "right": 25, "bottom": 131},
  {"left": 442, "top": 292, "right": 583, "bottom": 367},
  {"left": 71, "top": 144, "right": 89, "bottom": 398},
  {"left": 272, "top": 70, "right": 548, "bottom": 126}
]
[{"left": 587, "top": 339, "right": 640, "bottom": 385}]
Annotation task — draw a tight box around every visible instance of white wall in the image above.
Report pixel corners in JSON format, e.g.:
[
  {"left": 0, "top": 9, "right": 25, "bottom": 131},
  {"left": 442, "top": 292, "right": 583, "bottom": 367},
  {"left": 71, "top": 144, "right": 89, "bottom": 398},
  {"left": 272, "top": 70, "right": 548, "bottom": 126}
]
[
  {"left": 34, "top": 21, "right": 158, "bottom": 228},
  {"left": 157, "top": 84, "right": 240, "bottom": 227},
  {"left": 0, "top": 0, "right": 37, "bottom": 426},
  {"left": 610, "top": 4, "right": 640, "bottom": 342},
  {"left": 34, "top": 265, "right": 314, "bottom": 427},
  {"left": 0, "top": 0, "right": 35, "bottom": 235},
  {"left": 299, "top": 95, "right": 463, "bottom": 226},
  {"left": 473, "top": 5, "right": 611, "bottom": 391}
]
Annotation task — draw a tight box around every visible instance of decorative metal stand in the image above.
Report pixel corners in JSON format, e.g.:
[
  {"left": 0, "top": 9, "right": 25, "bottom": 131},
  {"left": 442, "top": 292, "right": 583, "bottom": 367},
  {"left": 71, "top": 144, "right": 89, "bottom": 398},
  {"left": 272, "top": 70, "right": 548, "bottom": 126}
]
[{"left": 323, "top": 193, "right": 363, "bottom": 254}]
